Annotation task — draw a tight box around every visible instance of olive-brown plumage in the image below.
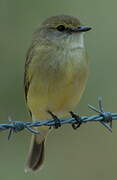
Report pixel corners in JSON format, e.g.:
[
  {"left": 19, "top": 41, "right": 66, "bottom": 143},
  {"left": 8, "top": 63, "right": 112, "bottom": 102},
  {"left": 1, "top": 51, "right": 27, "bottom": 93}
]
[{"left": 24, "top": 14, "right": 91, "bottom": 171}]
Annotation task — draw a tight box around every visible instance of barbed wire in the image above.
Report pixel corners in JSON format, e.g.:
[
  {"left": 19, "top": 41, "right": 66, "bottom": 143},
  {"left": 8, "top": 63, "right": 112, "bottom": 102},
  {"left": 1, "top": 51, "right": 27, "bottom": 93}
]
[{"left": 0, "top": 97, "right": 116, "bottom": 140}]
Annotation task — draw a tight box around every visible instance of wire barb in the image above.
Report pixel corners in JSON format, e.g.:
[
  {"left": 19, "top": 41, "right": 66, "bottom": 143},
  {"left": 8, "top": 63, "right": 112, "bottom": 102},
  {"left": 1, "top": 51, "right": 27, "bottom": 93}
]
[
  {"left": 7, "top": 117, "right": 40, "bottom": 140},
  {"left": 7, "top": 117, "right": 25, "bottom": 140},
  {"left": 88, "top": 97, "right": 112, "bottom": 132},
  {"left": 0, "top": 98, "right": 116, "bottom": 139}
]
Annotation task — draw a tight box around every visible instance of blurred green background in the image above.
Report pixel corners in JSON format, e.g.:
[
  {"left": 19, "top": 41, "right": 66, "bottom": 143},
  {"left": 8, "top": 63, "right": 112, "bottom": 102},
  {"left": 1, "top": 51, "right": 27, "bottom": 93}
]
[{"left": 0, "top": 0, "right": 116, "bottom": 179}]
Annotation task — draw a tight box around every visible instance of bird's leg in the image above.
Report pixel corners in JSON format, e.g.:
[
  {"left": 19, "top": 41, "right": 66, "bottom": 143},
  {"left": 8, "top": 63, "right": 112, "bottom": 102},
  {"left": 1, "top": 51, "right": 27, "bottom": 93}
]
[
  {"left": 69, "top": 111, "right": 82, "bottom": 130},
  {"left": 48, "top": 111, "right": 61, "bottom": 129}
]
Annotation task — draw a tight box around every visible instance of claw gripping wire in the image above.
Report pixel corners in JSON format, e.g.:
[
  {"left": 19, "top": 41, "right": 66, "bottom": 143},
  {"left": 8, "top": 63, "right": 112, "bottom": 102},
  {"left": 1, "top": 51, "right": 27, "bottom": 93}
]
[{"left": 0, "top": 98, "right": 115, "bottom": 139}]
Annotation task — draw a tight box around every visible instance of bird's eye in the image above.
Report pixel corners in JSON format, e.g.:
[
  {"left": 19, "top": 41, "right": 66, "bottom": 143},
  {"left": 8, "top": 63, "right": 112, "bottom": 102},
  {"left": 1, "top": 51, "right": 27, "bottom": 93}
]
[{"left": 56, "top": 25, "right": 66, "bottom": 32}]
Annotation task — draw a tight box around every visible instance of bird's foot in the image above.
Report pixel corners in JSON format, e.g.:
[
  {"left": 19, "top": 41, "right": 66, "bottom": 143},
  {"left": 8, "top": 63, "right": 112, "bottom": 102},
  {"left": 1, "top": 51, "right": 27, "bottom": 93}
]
[
  {"left": 48, "top": 111, "right": 61, "bottom": 129},
  {"left": 69, "top": 111, "right": 82, "bottom": 130}
]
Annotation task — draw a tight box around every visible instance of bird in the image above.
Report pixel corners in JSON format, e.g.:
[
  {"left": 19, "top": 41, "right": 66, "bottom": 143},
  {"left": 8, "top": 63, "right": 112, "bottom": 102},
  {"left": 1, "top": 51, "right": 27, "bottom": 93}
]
[{"left": 24, "top": 14, "right": 91, "bottom": 171}]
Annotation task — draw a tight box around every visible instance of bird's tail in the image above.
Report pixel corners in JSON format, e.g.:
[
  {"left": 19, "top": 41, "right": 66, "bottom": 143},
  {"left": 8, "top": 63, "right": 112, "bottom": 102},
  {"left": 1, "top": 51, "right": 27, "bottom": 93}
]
[{"left": 25, "top": 134, "right": 46, "bottom": 172}]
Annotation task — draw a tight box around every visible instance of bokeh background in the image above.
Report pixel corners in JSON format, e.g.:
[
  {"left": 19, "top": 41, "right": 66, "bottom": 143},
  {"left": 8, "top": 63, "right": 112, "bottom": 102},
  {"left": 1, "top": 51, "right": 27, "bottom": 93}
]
[{"left": 0, "top": 0, "right": 116, "bottom": 179}]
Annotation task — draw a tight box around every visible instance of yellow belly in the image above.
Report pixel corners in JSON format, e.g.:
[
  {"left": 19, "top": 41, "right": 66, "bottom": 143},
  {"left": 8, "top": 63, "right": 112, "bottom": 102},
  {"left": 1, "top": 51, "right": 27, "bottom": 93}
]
[{"left": 27, "top": 50, "right": 88, "bottom": 121}]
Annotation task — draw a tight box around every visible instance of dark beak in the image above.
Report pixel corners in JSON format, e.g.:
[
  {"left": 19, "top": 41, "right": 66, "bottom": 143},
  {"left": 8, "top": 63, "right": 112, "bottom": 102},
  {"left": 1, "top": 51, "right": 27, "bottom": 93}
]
[
  {"left": 78, "top": 26, "right": 91, "bottom": 32},
  {"left": 71, "top": 26, "right": 92, "bottom": 33}
]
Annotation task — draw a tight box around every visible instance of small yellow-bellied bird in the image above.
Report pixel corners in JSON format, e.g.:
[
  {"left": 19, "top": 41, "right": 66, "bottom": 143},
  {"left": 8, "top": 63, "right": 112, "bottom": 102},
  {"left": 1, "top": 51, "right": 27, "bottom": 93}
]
[{"left": 24, "top": 14, "right": 91, "bottom": 171}]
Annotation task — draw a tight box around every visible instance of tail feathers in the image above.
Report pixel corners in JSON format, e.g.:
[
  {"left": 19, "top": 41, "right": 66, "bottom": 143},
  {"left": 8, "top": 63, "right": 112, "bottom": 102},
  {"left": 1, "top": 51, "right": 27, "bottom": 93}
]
[{"left": 25, "top": 135, "right": 45, "bottom": 172}]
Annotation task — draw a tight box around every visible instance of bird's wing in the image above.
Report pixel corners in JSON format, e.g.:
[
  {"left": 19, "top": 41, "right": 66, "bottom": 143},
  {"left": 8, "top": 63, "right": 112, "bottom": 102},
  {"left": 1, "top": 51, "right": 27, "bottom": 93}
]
[{"left": 24, "top": 45, "right": 34, "bottom": 102}]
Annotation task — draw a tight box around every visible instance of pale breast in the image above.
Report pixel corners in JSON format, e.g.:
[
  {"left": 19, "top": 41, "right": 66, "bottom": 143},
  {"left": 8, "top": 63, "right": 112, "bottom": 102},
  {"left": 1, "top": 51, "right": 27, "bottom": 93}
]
[{"left": 27, "top": 46, "right": 88, "bottom": 120}]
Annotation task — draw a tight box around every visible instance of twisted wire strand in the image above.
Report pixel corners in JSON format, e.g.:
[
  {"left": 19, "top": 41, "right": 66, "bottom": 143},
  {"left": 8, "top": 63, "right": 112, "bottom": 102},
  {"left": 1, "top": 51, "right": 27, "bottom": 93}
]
[{"left": 0, "top": 98, "right": 115, "bottom": 139}]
